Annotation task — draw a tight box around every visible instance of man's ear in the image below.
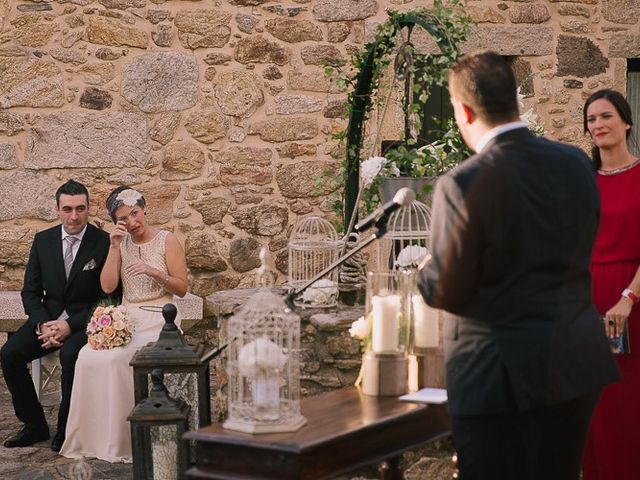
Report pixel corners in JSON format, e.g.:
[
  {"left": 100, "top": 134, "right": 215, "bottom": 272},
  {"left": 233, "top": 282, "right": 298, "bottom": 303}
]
[{"left": 461, "top": 103, "right": 475, "bottom": 124}]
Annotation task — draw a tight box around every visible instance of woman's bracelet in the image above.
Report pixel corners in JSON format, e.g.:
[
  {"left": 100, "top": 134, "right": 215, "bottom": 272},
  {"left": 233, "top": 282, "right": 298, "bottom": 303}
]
[{"left": 162, "top": 273, "right": 170, "bottom": 287}]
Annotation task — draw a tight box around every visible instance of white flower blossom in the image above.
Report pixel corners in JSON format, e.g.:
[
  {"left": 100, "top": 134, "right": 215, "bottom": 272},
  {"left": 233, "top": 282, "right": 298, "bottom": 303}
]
[
  {"left": 115, "top": 189, "right": 143, "bottom": 207},
  {"left": 349, "top": 316, "right": 371, "bottom": 340},
  {"left": 517, "top": 87, "right": 545, "bottom": 135},
  {"left": 238, "top": 336, "right": 288, "bottom": 375},
  {"left": 395, "top": 245, "right": 429, "bottom": 268},
  {"left": 361, "top": 156, "right": 387, "bottom": 189},
  {"left": 388, "top": 161, "right": 401, "bottom": 177},
  {"left": 302, "top": 278, "right": 338, "bottom": 306}
]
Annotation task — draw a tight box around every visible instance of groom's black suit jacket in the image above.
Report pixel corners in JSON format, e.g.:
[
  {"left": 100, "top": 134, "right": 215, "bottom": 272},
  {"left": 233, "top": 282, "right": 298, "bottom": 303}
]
[
  {"left": 22, "top": 223, "right": 111, "bottom": 332},
  {"left": 418, "top": 128, "right": 619, "bottom": 417}
]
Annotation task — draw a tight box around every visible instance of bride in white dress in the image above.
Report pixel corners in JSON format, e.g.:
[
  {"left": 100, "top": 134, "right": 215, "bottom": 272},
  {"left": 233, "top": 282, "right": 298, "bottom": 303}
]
[{"left": 60, "top": 186, "right": 188, "bottom": 462}]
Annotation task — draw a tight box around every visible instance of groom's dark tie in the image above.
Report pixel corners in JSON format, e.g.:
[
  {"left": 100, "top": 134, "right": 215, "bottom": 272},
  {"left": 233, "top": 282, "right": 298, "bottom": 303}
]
[{"left": 63, "top": 236, "right": 78, "bottom": 279}]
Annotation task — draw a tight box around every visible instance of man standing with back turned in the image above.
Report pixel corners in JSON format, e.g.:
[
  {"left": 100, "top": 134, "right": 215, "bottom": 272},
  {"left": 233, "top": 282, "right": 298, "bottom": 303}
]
[
  {"left": 1, "top": 180, "right": 111, "bottom": 452},
  {"left": 417, "top": 51, "right": 620, "bottom": 479}
]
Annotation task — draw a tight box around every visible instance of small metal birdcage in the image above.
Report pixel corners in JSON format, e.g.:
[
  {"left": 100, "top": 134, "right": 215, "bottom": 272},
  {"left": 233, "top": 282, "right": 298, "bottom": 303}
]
[
  {"left": 224, "top": 289, "right": 306, "bottom": 434},
  {"left": 377, "top": 200, "right": 431, "bottom": 271},
  {"left": 288, "top": 215, "right": 342, "bottom": 307}
]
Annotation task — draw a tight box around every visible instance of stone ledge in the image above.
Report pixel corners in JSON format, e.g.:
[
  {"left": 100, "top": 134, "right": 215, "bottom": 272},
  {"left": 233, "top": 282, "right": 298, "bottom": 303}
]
[
  {"left": 0, "top": 290, "right": 203, "bottom": 332},
  {"left": 0, "top": 291, "right": 27, "bottom": 332},
  {"left": 205, "top": 286, "right": 364, "bottom": 322},
  {"left": 175, "top": 292, "right": 204, "bottom": 331}
]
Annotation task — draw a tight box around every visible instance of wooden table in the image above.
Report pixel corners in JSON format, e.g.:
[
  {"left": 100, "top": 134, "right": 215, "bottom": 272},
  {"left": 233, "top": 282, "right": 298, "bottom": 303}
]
[{"left": 185, "top": 387, "right": 450, "bottom": 480}]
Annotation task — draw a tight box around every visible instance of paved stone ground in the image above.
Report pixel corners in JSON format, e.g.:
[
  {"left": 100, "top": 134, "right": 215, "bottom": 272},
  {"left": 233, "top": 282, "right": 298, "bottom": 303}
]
[
  {"left": 0, "top": 333, "right": 133, "bottom": 480},
  {"left": 0, "top": 333, "right": 454, "bottom": 480}
]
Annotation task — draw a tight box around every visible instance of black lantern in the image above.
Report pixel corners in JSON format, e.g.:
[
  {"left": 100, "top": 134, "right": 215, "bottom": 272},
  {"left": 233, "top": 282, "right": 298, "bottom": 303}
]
[
  {"left": 128, "top": 368, "right": 190, "bottom": 480},
  {"left": 130, "top": 304, "right": 211, "bottom": 434}
]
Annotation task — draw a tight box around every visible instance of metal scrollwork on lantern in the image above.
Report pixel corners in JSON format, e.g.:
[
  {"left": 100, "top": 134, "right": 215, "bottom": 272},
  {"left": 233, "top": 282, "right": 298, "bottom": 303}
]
[
  {"left": 288, "top": 215, "right": 342, "bottom": 307},
  {"left": 128, "top": 368, "right": 190, "bottom": 480},
  {"left": 224, "top": 288, "right": 306, "bottom": 434},
  {"left": 376, "top": 200, "right": 431, "bottom": 271}
]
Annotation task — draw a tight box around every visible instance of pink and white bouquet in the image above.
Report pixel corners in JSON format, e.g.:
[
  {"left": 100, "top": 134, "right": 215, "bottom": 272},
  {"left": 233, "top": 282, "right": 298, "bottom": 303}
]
[{"left": 87, "top": 304, "right": 134, "bottom": 350}]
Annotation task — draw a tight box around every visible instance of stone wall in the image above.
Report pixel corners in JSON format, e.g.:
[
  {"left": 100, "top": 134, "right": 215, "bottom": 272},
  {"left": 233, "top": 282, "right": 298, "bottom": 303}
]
[{"left": 0, "top": 0, "right": 634, "bottom": 297}]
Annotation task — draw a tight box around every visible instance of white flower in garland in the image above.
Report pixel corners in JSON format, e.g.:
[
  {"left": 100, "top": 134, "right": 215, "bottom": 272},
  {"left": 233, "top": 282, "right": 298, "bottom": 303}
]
[
  {"left": 517, "top": 87, "right": 545, "bottom": 136},
  {"left": 361, "top": 156, "right": 386, "bottom": 188},
  {"left": 361, "top": 156, "right": 400, "bottom": 189}
]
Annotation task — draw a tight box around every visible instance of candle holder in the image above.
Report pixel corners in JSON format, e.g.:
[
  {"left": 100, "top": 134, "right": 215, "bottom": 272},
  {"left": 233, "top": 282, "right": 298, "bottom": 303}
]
[
  {"left": 361, "top": 271, "right": 411, "bottom": 396},
  {"left": 408, "top": 280, "right": 443, "bottom": 391}
]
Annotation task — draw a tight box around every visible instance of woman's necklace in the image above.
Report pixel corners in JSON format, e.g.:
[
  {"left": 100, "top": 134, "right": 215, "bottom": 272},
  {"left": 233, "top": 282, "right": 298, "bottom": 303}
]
[{"left": 598, "top": 157, "right": 640, "bottom": 176}]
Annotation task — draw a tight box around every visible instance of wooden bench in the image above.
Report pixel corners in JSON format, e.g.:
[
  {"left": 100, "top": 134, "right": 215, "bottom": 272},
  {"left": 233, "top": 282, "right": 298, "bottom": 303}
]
[{"left": 0, "top": 290, "right": 204, "bottom": 405}]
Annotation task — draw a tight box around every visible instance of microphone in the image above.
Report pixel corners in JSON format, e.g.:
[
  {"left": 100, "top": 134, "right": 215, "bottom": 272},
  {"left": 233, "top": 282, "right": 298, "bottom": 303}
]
[{"left": 355, "top": 187, "right": 416, "bottom": 233}]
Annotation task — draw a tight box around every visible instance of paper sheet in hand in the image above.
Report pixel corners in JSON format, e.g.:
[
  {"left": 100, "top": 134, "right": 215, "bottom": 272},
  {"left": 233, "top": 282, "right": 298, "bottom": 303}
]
[{"left": 399, "top": 388, "right": 447, "bottom": 404}]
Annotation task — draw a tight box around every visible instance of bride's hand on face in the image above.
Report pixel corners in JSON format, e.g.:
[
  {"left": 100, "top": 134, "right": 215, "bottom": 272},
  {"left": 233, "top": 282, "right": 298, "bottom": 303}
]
[{"left": 110, "top": 220, "right": 127, "bottom": 248}]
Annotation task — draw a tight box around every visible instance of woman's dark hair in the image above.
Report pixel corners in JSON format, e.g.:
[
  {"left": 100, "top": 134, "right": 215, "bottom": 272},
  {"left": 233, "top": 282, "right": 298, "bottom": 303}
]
[
  {"left": 105, "top": 186, "right": 146, "bottom": 223},
  {"left": 583, "top": 89, "right": 634, "bottom": 170}
]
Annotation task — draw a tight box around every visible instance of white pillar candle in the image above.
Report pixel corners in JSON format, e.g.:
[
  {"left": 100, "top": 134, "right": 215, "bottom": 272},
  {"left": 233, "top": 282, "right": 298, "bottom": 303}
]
[
  {"left": 152, "top": 440, "right": 177, "bottom": 480},
  {"left": 253, "top": 373, "right": 280, "bottom": 409},
  {"left": 371, "top": 294, "right": 401, "bottom": 353},
  {"left": 412, "top": 294, "right": 439, "bottom": 348}
]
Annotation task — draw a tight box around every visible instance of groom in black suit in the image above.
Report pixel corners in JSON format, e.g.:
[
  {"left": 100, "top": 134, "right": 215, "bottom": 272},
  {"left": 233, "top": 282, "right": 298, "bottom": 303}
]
[
  {"left": 417, "top": 51, "right": 620, "bottom": 479},
  {"left": 1, "top": 180, "right": 111, "bottom": 452}
]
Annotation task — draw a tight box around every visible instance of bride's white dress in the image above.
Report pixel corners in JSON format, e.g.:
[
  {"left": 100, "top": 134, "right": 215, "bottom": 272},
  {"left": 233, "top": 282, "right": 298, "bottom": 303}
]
[{"left": 61, "top": 230, "right": 180, "bottom": 462}]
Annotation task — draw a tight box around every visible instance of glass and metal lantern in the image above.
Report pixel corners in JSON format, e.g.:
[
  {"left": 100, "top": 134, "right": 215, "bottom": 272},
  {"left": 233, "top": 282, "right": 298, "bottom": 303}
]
[
  {"left": 376, "top": 200, "right": 431, "bottom": 271},
  {"left": 128, "top": 368, "right": 189, "bottom": 480},
  {"left": 288, "top": 215, "right": 342, "bottom": 307},
  {"left": 361, "top": 270, "right": 413, "bottom": 396},
  {"left": 130, "top": 304, "right": 210, "bottom": 436},
  {"left": 224, "top": 288, "right": 306, "bottom": 433}
]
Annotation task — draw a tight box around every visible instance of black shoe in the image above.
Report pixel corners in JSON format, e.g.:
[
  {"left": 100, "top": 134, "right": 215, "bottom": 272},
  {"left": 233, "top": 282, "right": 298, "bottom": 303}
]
[
  {"left": 3, "top": 426, "right": 50, "bottom": 448},
  {"left": 50, "top": 430, "right": 65, "bottom": 453}
]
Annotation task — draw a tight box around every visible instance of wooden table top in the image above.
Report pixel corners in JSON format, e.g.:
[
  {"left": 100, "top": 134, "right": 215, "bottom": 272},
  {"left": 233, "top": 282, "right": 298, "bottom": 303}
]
[{"left": 185, "top": 387, "right": 450, "bottom": 480}]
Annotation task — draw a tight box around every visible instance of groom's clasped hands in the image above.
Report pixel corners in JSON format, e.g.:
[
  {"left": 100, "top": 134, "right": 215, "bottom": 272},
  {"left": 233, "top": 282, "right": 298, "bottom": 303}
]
[{"left": 38, "top": 320, "right": 71, "bottom": 349}]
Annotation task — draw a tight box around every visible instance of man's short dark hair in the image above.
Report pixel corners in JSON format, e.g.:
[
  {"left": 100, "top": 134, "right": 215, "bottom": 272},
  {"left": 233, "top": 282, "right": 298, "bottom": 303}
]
[
  {"left": 55, "top": 180, "right": 89, "bottom": 206},
  {"left": 449, "top": 50, "right": 519, "bottom": 126}
]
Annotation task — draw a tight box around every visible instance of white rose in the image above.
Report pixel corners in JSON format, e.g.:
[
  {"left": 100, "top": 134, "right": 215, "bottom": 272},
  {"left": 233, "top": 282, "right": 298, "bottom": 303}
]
[
  {"left": 395, "top": 245, "right": 429, "bottom": 268},
  {"left": 302, "top": 279, "right": 338, "bottom": 306},
  {"left": 360, "top": 156, "right": 387, "bottom": 189},
  {"left": 349, "top": 316, "right": 370, "bottom": 340},
  {"left": 238, "top": 337, "right": 288, "bottom": 375}
]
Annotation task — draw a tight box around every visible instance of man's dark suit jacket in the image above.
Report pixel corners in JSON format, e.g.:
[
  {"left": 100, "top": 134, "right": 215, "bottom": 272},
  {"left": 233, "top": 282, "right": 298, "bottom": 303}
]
[
  {"left": 418, "top": 127, "right": 620, "bottom": 417},
  {"left": 22, "top": 223, "right": 111, "bottom": 333}
]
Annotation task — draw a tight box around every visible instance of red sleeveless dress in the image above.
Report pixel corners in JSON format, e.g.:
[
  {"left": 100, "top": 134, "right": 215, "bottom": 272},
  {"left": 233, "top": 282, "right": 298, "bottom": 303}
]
[{"left": 583, "top": 161, "right": 640, "bottom": 480}]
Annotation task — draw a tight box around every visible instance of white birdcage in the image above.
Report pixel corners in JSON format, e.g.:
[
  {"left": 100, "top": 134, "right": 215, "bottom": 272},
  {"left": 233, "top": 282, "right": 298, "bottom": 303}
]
[
  {"left": 288, "top": 215, "right": 342, "bottom": 307},
  {"left": 224, "top": 289, "right": 306, "bottom": 434},
  {"left": 377, "top": 200, "right": 432, "bottom": 271}
]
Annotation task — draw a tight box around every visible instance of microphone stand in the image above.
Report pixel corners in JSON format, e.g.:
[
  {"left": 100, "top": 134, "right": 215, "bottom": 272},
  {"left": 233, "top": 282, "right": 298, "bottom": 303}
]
[{"left": 284, "top": 212, "right": 392, "bottom": 311}]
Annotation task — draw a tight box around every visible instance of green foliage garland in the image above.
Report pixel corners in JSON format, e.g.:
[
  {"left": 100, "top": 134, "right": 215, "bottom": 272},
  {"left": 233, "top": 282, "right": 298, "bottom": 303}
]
[{"left": 326, "top": 0, "right": 472, "bottom": 230}]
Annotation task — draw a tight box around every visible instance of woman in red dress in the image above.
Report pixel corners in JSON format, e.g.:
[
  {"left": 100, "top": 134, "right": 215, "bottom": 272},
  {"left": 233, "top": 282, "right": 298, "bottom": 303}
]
[{"left": 583, "top": 89, "right": 640, "bottom": 480}]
